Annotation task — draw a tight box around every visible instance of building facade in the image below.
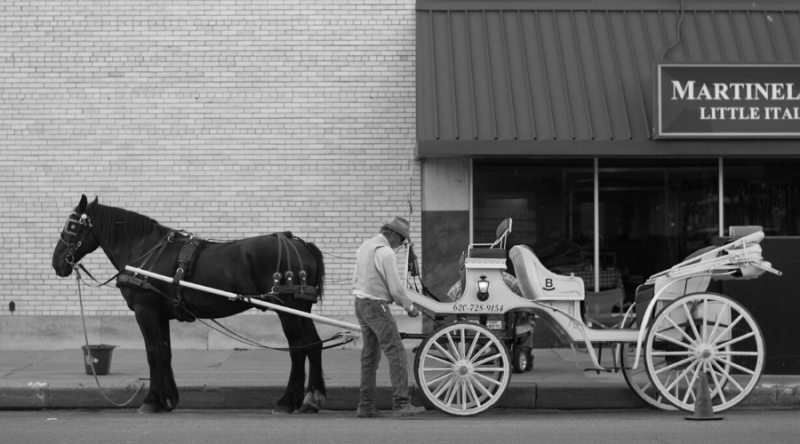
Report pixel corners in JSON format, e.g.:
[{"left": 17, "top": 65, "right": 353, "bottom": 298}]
[
  {"left": 0, "top": 0, "right": 422, "bottom": 348},
  {"left": 417, "top": 0, "right": 800, "bottom": 374}
]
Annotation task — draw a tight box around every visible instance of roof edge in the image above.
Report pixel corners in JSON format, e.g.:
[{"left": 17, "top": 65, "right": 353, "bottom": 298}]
[
  {"left": 416, "top": 0, "right": 800, "bottom": 12},
  {"left": 417, "top": 139, "right": 800, "bottom": 158}
]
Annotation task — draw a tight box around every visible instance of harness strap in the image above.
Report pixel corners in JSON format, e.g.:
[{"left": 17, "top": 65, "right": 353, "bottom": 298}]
[
  {"left": 113, "top": 273, "right": 348, "bottom": 352},
  {"left": 270, "top": 233, "right": 316, "bottom": 302},
  {"left": 173, "top": 237, "right": 202, "bottom": 308}
]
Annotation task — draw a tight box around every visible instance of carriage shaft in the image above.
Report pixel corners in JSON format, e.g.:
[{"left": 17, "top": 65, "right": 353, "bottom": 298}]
[{"left": 124, "top": 266, "right": 362, "bottom": 332}]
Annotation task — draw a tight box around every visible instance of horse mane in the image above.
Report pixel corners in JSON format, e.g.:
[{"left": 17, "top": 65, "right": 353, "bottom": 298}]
[{"left": 87, "top": 202, "right": 172, "bottom": 243}]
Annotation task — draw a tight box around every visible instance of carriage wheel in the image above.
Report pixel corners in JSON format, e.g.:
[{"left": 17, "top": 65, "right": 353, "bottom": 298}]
[
  {"left": 619, "top": 341, "right": 678, "bottom": 411},
  {"left": 414, "top": 322, "right": 511, "bottom": 416},
  {"left": 644, "top": 292, "right": 764, "bottom": 413}
]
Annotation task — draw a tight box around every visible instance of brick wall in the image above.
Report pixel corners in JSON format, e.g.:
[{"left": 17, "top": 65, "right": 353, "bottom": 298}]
[{"left": 0, "top": 0, "right": 420, "bottom": 318}]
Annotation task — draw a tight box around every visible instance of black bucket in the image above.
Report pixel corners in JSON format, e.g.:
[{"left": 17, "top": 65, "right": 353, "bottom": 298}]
[{"left": 81, "top": 344, "right": 117, "bottom": 376}]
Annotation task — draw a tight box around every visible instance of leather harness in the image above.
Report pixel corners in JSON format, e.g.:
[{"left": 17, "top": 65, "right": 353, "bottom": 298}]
[{"left": 117, "top": 230, "right": 319, "bottom": 323}]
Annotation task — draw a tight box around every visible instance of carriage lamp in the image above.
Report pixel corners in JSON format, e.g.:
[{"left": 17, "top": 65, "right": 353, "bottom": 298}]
[{"left": 477, "top": 275, "right": 490, "bottom": 301}]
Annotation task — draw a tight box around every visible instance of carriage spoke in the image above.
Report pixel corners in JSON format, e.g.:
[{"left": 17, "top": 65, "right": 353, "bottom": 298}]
[
  {"left": 715, "top": 356, "right": 756, "bottom": 376},
  {"left": 445, "top": 380, "right": 460, "bottom": 407},
  {"left": 474, "top": 367, "right": 505, "bottom": 372},
  {"left": 424, "top": 353, "right": 454, "bottom": 367},
  {"left": 714, "top": 331, "right": 755, "bottom": 351},
  {"left": 706, "top": 301, "right": 729, "bottom": 344},
  {"left": 473, "top": 371, "right": 503, "bottom": 387},
  {"left": 465, "top": 331, "right": 481, "bottom": 361},
  {"left": 461, "top": 380, "right": 468, "bottom": 411},
  {"left": 424, "top": 371, "right": 453, "bottom": 387},
  {"left": 709, "top": 314, "right": 744, "bottom": 347},
  {"left": 665, "top": 361, "right": 698, "bottom": 393},
  {"left": 470, "top": 375, "right": 494, "bottom": 399},
  {"left": 459, "top": 329, "right": 466, "bottom": 362},
  {"left": 661, "top": 315, "right": 698, "bottom": 346},
  {"left": 432, "top": 373, "right": 455, "bottom": 396},
  {"left": 446, "top": 332, "right": 461, "bottom": 361},
  {"left": 467, "top": 379, "right": 482, "bottom": 408},
  {"left": 651, "top": 351, "right": 693, "bottom": 357},
  {"left": 655, "top": 355, "right": 695, "bottom": 375},
  {"left": 469, "top": 342, "right": 494, "bottom": 365},
  {"left": 716, "top": 351, "right": 759, "bottom": 357},
  {"left": 433, "top": 341, "right": 458, "bottom": 364},
  {"left": 682, "top": 302, "right": 703, "bottom": 344},
  {"left": 681, "top": 364, "right": 701, "bottom": 404},
  {"left": 671, "top": 360, "right": 699, "bottom": 394},
  {"left": 663, "top": 369, "right": 677, "bottom": 395},
  {"left": 711, "top": 360, "right": 745, "bottom": 393},
  {"left": 702, "top": 299, "right": 708, "bottom": 342},
  {"left": 432, "top": 375, "right": 457, "bottom": 399},
  {"left": 472, "top": 353, "right": 503, "bottom": 367},
  {"left": 707, "top": 365, "right": 728, "bottom": 404},
  {"left": 655, "top": 332, "right": 696, "bottom": 351}
]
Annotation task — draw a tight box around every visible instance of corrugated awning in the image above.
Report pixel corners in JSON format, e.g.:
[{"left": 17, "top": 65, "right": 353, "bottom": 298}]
[{"left": 416, "top": 0, "right": 800, "bottom": 157}]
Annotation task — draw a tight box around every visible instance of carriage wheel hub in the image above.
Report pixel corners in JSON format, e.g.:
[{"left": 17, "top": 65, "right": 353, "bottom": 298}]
[
  {"left": 458, "top": 365, "right": 470, "bottom": 376},
  {"left": 697, "top": 347, "right": 713, "bottom": 360}
]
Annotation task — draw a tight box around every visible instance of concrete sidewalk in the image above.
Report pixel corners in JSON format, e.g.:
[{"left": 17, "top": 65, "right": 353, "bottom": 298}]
[{"left": 1, "top": 347, "right": 798, "bottom": 411}]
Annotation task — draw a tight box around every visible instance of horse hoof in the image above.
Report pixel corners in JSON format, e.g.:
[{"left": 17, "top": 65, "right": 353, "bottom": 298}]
[
  {"left": 138, "top": 403, "right": 162, "bottom": 414},
  {"left": 271, "top": 405, "right": 295, "bottom": 414},
  {"left": 296, "top": 404, "right": 320, "bottom": 414}
]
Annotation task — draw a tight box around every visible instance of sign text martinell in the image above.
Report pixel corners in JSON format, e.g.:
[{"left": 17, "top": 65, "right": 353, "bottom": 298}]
[{"left": 655, "top": 64, "right": 800, "bottom": 138}]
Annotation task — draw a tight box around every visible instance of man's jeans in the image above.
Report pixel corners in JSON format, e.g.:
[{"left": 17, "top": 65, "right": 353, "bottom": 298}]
[{"left": 354, "top": 298, "right": 410, "bottom": 410}]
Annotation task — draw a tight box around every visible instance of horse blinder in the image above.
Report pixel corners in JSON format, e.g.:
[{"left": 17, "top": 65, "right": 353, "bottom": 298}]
[{"left": 61, "top": 212, "right": 93, "bottom": 266}]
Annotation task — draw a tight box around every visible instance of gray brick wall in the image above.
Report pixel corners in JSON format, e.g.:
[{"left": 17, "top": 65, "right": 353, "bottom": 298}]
[{"left": 0, "top": 0, "right": 420, "bottom": 317}]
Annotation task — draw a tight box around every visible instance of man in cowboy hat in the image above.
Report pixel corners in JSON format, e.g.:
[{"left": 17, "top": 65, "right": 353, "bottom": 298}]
[{"left": 352, "top": 216, "right": 425, "bottom": 418}]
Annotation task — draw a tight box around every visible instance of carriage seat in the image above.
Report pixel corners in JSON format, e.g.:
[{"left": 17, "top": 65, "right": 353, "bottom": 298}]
[
  {"left": 509, "top": 245, "right": 584, "bottom": 301},
  {"left": 467, "top": 248, "right": 507, "bottom": 259}
]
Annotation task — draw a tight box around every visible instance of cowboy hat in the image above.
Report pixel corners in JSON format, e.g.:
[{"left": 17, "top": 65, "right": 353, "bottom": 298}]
[{"left": 383, "top": 216, "right": 410, "bottom": 240}]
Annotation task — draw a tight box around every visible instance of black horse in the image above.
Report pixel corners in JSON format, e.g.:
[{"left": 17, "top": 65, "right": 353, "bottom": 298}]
[{"left": 52, "top": 195, "right": 327, "bottom": 414}]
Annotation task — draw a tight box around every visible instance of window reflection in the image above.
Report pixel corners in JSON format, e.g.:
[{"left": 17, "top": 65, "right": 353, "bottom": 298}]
[
  {"left": 473, "top": 157, "right": 798, "bottom": 302},
  {"left": 725, "top": 159, "right": 800, "bottom": 236}
]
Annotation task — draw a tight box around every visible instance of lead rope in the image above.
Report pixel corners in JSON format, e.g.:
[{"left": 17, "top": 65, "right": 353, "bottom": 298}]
[{"left": 75, "top": 268, "right": 145, "bottom": 407}]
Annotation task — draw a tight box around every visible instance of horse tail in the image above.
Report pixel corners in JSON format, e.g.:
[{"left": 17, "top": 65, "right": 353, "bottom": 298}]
[{"left": 305, "top": 241, "right": 325, "bottom": 300}]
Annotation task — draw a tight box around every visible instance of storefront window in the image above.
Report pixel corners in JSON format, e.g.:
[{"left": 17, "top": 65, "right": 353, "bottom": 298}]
[
  {"left": 724, "top": 159, "right": 800, "bottom": 237},
  {"left": 473, "top": 158, "right": 720, "bottom": 300},
  {"left": 597, "top": 159, "right": 719, "bottom": 297},
  {"left": 473, "top": 157, "right": 800, "bottom": 302},
  {"left": 472, "top": 159, "right": 593, "bottom": 269}
]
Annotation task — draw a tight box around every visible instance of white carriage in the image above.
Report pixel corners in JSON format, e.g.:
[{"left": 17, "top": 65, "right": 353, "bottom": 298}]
[{"left": 402, "top": 220, "right": 781, "bottom": 416}]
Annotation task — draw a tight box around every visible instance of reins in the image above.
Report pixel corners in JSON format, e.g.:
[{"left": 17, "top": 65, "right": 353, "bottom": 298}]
[
  {"left": 72, "top": 267, "right": 354, "bottom": 352},
  {"left": 73, "top": 267, "right": 145, "bottom": 407}
]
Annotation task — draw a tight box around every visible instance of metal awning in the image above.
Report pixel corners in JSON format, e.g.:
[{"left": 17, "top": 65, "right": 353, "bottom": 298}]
[{"left": 416, "top": 0, "right": 800, "bottom": 157}]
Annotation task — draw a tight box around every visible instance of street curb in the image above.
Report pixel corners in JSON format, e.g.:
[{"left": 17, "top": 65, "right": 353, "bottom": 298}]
[{"left": 1, "top": 381, "right": 799, "bottom": 411}]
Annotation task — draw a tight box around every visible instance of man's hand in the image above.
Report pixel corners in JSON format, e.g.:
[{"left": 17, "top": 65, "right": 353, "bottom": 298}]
[{"left": 407, "top": 308, "right": 420, "bottom": 318}]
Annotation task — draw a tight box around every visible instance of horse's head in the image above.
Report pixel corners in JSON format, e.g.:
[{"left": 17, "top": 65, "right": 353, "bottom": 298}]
[{"left": 52, "top": 194, "right": 101, "bottom": 277}]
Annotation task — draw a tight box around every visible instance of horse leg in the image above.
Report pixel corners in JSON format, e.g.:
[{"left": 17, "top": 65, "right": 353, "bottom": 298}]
[
  {"left": 135, "top": 304, "right": 179, "bottom": 413},
  {"left": 296, "top": 317, "right": 326, "bottom": 414},
  {"left": 272, "top": 313, "right": 307, "bottom": 414}
]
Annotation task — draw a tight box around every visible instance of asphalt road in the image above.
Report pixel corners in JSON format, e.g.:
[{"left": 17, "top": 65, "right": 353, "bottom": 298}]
[{"left": 1, "top": 408, "right": 798, "bottom": 444}]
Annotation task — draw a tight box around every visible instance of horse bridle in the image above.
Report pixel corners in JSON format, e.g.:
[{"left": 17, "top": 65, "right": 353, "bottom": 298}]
[{"left": 59, "top": 212, "right": 93, "bottom": 267}]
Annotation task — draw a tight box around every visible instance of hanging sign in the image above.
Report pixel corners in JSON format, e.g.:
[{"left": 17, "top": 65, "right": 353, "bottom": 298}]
[{"left": 654, "top": 64, "right": 800, "bottom": 138}]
